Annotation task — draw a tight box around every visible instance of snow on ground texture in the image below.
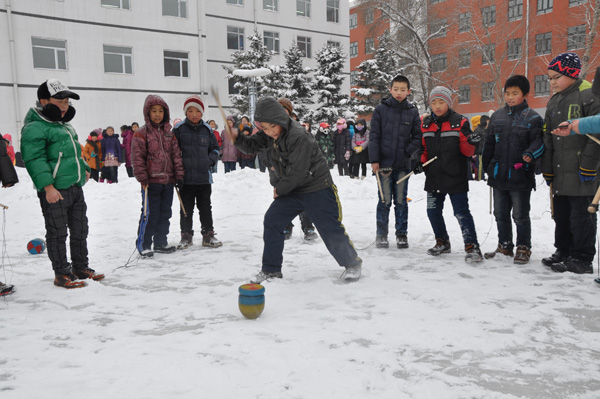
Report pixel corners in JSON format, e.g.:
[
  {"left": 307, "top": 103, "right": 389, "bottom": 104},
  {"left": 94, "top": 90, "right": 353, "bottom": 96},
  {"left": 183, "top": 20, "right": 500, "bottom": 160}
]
[{"left": 1, "top": 167, "right": 599, "bottom": 399}]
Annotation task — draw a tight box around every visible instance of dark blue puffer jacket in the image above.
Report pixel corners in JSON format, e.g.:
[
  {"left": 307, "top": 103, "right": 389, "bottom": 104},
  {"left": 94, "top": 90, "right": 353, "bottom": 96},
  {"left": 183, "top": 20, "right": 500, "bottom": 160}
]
[
  {"left": 173, "top": 119, "right": 219, "bottom": 185},
  {"left": 368, "top": 96, "right": 422, "bottom": 170}
]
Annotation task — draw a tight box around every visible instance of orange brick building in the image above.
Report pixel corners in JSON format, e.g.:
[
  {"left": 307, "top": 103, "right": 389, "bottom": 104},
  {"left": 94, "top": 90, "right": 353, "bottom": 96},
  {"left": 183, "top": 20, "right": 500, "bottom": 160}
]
[{"left": 428, "top": 0, "right": 600, "bottom": 117}]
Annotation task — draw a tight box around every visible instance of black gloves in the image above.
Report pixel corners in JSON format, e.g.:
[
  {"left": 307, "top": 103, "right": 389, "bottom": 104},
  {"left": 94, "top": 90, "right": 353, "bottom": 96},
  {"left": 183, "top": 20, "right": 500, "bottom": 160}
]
[
  {"left": 467, "top": 132, "right": 482, "bottom": 145},
  {"left": 175, "top": 180, "right": 184, "bottom": 190},
  {"left": 413, "top": 162, "right": 424, "bottom": 175}
]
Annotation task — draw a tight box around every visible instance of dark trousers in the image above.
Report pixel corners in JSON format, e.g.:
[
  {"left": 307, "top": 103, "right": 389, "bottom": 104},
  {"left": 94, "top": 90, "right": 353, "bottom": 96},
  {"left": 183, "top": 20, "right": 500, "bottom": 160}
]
[
  {"left": 350, "top": 162, "right": 367, "bottom": 178},
  {"left": 37, "top": 185, "right": 89, "bottom": 274},
  {"left": 376, "top": 169, "right": 410, "bottom": 237},
  {"left": 493, "top": 188, "right": 531, "bottom": 248},
  {"left": 136, "top": 183, "right": 174, "bottom": 251},
  {"left": 240, "top": 158, "right": 255, "bottom": 169},
  {"left": 262, "top": 186, "right": 361, "bottom": 273},
  {"left": 553, "top": 195, "right": 597, "bottom": 261},
  {"left": 101, "top": 165, "right": 118, "bottom": 182},
  {"left": 337, "top": 161, "right": 349, "bottom": 176},
  {"left": 90, "top": 169, "right": 99, "bottom": 182},
  {"left": 224, "top": 162, "right": 237, "bottom": 173},
  {"left": 179, "top": 184, "right": 213, "bottom": 236},
  {"left": 427, "top": 191, "right": 478, "bottom": 245},
  {"left": 126, "top": 166, "right": 134, "bottom": 177},
  {"left": 285, "top": 211, "right": 315, "bottom": 233}
]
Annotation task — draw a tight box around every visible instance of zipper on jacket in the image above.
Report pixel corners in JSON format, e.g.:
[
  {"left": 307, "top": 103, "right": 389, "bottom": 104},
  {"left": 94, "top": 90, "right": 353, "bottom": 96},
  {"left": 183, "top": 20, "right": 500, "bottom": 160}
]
[
  {"left": 64, "top": 125, "right": 82, "bottom": 183},
  {"left": 53, "top": 152, "right": 63, "bottom": 178}
]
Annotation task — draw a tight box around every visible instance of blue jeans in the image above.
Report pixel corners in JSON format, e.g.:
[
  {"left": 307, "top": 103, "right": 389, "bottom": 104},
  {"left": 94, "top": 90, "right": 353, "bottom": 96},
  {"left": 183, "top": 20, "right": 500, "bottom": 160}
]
[
  {"left": 426, "top": 191, "right": 478, "bottom": 245},
  {"left": 224, "top": 162, "right": 236, "bottom": 173},
  {"left": 262, "top": 187, "right": 361, "bottom": 273},
  {"left": 493, "top": 188, "right": 531, "bottom": 248},
  {"left": 136, "top": 183, "right": 174, "bottom": 251},
  {"left": 376, "top": 169, "right": 410, "bottom": 237}
]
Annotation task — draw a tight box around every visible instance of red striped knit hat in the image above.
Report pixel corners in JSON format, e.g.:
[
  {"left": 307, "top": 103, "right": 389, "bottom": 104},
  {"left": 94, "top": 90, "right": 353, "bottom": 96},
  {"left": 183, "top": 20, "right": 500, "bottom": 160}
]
[{"left": 183, "top": 95, "right": 204, "bottom": 114}]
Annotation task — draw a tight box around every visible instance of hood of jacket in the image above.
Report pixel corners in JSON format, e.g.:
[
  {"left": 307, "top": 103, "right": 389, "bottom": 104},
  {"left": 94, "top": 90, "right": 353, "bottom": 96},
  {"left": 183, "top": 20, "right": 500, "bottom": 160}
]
[
  {"left": 143, "top": 94, "right": 172, "bottom": 131},
  {"left": 254, "top": 97, "right": 290, "bottom": 128}
]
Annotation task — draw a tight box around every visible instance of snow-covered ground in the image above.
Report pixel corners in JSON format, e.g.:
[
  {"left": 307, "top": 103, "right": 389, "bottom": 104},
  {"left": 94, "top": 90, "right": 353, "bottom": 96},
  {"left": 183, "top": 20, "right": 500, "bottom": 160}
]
[{"left": 1, "top": 166, "right": 599, "bottom": 399}]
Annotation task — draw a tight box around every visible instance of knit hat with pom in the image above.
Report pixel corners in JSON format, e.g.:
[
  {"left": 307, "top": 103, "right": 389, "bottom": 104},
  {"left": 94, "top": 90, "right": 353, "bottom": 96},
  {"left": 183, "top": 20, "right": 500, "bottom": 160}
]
[
  {"left": 547, "top": 52, "right": 581, "bottom": 79},
  {"left": 183, "top": 95, "right": 205, "bottom": 114}
]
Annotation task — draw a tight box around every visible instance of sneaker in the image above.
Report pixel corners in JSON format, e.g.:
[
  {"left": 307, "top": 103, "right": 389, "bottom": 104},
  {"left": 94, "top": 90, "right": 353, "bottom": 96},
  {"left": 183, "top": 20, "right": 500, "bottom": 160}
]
[
  {"left": 465, "top": 243, "right": 483, "bottom": 263},
  {"left": 375, "top": 235, "right": 389, "bottom": 248},
  {"left": 396, "top": 233, "right": 408, "bottom": 249},
  {"left": 177, "top": 232, "right": 193, "bottom": 250},
  {"left": 0, "top": 282, "right": 15, "bottom": 296},
  {"left": 303, "top": 227, "right": 318, "bottom": 241},
  {"left": 140, "top": 249, "right": 154, "bottom": 258},
  {"left": 54, "top": 273, "right": 86, "bottom": 289},
  {"left": 99, "top": 178, "right": 105, "bottom": 183},
  {"left": 541, "top": 251, "right": 568, "bottom": 267},
  {"left": 202, "top": 231, "right": 223, "bottom": 248},
  {"left": 154, "top": 245, "right": 176, "bottom": 254},
  {"left": 360, "top": 176, "right": 365, "bottom": 180},
  {"left": 73, "top": 267, "right": 105, "bottom": 281},
  {"left": 427, "top": 238, "right": 451, "bottom": 256},
  {"left": 551, "top": 257, "right": 593, "bottom": 274},
  {"left": 484, "top": 244, "right": 514, "bottom": 259},
  {"left": 513, "top": 245, "right": 531, "bottom": 265},
  {"left": 250, "top": 270, "right": 283, "bottom": 284},
  {"left": 283, "top": 227, "right": 293, "bottom": 240},
  {"left": 341, "top": 263, "right": 362, "bottom": 281}
]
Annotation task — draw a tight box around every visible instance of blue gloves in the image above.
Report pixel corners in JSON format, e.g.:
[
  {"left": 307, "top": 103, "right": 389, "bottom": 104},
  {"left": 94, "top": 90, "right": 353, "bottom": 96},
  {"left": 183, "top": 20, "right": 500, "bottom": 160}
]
[{"left": 579, "top": 167, "right": 597, "bottom": 183}]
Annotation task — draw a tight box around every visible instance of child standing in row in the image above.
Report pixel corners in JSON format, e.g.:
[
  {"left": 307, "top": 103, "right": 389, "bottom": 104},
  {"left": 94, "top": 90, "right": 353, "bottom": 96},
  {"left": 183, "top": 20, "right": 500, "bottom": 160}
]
[
  {"left": 221, "top": 116, "right": 239, "bottom": 173},
  {"left": 482, "top": 75, "right": 544, "bottom": 264},
  {"left": 333, "top": 118, "right": 351, "bottom": 176},
  {"left": 173, "top": 95, "right": 222, "bottom": 249},
  {"left": 100, "top": 126, "right": 123, "bottom": 183},
  {"left": 82, "top": 129, "right": 103, "bottom": 182},
  {"left": 349, "top": 118, "right": 369, "bottom": 179},
  {"left": 121, "top": 124, "right": 135, "bottom": 178},
  {"left": 415, "top": 86, "right": 483, "bottom": 262},
  {"left": 132, "top": 94, "right": 184, "bottom": 257},
  {"left": 316, "top": 122, "right": 334, "bottom": 169}
]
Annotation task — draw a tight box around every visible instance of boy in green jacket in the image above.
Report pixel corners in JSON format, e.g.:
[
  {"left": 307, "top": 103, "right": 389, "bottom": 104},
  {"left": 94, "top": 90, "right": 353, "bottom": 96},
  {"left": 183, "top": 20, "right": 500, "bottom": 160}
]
[{"left": 21, "top": 79, "right": 105, "bottom": 289}]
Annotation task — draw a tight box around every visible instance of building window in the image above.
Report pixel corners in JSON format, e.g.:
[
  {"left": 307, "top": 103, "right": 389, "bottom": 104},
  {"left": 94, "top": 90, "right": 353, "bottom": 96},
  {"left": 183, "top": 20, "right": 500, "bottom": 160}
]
[
  {"left": 350, "top": 70, "right": 358, "bottom": 85},
  {"left": 482, "top": 81, "right": 495, "bottom": 102},
  {"left": 227, "top": 0, "right": 243, "bottom": 5},
  {"left": 430, "top": 0, "right": 446, "bottom": 4},
  {"left": 567, "top": 25, "right": 586, "bottom": 50},
  {"left": 162, "top": 0, "right": 187, "bottom": 17},
  {"left": 327, "top": 41, "right": 340, "bottom": 48},
  {"left": 103, "top": 45, "right": 132, "bottom": 74},
  {"left": 350, "top": 41, "right": 358, "bottom": 58},
  {"left": 365, "top": 8, "right": 374, "bottom": 24},
  {"left": 535, "top": 32, "right": 552, "bottom": 55},
  {"left": 507, "top": 38, "right": 522, "bottom": 60},
  {"left": 297, "top": 36, "right": 311, "bottom": 58},
  {"left": 481, "top": 6, "right": 496, "bottom": 27},
  {"left": 482, "top": 43, "right": 495, "bottom": 64},
  {"left": 365, "top": 38, "right": 375, "bottom": 54},
  {"left": 327, "top": 0, "right": 339, "bottom": 22},
  {"left": 534, "top": 75, "right": 550, "bottom": 96},
  {"left": 227, "top": 26, "right": 244, "bottom": 50},
  {"left": 458, "top": 85, "right": 470, "bottom": 104},
  {"left": 350, "top": 13, "right": 357, "bottom": 29},
  {"left": 164, "top": 51, "right": 188, "bottom": 77},
  {"left": 569, "top": 0, "right": 586, "bottom": 5},
  {"left": 228, "top": 78, "right": 240, "bottom": 95},
  {"left": 458, "top": 12, "right": 471, "bottom": 33},
  {"left": 508, "top": 0, "right": 523, "bottom": 21},
  {"left": 459, "top": 48, "right": 470, "bottom": 68},
  {"left": 264, "top": 31, "right": 280, "bottom": 53},
  {"left": 431, "top": 53, "right": 447, "bottom": 73},
  {"left": 431, "top": 19, "right": 447, "bottom": 38},
  {"left": 296, "top": 0, "right": 311, "bottom": 17},
  {"left": 537, "top": 0, "right": 553, "bottom": 14},
  {"left": 101, "top": 0, "right": 130, "bottom": 9},
  {"left": 263, "top": 0, "right": 277, "bottom": 11},
  {"left": 31, "top": 37, "right": 67, "bottom": 70}
]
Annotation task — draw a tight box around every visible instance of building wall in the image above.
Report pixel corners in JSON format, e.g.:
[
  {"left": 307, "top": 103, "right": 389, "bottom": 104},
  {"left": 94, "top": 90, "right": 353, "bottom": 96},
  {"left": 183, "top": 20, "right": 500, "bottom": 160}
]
[
  {"left": 428, "top": 0, "right": 599, "bottom": 118},
  {"left": 0, "top": 0, "right": 349, "bottom": 148}
]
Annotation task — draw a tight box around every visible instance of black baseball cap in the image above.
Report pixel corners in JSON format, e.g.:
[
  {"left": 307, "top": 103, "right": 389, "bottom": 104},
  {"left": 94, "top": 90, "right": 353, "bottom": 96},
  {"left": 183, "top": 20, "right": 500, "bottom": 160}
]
[{"left": 37, "top": 79, "right": 80, "bottom": 101}]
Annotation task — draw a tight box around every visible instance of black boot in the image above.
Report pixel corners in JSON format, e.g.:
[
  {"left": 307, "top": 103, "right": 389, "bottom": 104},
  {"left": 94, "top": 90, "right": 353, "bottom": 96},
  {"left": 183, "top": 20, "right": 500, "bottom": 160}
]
[{"left": 551, "top": 257, "right": 593, "bottom": 274}]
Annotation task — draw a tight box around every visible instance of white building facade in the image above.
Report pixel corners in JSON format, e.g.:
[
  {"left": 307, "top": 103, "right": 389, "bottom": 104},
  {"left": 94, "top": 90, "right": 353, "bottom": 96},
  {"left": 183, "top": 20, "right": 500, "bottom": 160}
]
[{"left": 0, "top": 0, "right": 349, "bottom": 148}]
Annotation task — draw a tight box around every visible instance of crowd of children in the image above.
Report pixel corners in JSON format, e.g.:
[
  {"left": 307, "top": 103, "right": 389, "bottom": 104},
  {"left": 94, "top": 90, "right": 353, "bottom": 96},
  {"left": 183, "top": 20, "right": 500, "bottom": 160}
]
[{"left": 5, "top": 51, "right": 599, "bottom": 292}]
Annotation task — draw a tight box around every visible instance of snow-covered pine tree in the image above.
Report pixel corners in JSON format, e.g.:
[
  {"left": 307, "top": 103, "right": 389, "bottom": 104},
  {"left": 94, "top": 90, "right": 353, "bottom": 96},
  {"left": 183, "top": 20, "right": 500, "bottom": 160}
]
[
  {"left": 224, "top": 30, "right": 273, "bottom": 116},
  {"left": 351, "top": 30, "right": 399, "bottom": 116},
  {"left": 283, "top": 43, "right": 314, "bottom": 120},
  {"left": 308, "top": 44, "right": 349, "bottom": 125}
]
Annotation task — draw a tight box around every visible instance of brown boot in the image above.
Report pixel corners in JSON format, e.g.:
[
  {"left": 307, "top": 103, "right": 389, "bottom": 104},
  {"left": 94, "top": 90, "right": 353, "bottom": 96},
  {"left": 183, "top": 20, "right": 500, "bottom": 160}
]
[
  {"left": 484, "top": 244, "right": 514, "bottom": 259},
  {"left": 177, "top": 232, "right": 193, "bottom": 249},
  {"left": 202, "top": 230, "right": 223, "bottom": 248},
  {"left": 73, "top": 267, "right": 105, "bottom": 281},
  {"left": 514, "top": 245, "right": 531, "bottom": 265},
  {"left": 54, "top": 273, "right": 86, "bottom": 289}
]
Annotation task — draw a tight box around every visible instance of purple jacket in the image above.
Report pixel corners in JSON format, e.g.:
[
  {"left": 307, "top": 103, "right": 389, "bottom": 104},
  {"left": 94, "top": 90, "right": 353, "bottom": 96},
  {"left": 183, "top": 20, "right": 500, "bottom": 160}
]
[
  {"left": 121, "top": 129, "right": 133, "bottom": 167},
  {"left": 221, "top": 127, "right": 239, "bottom": 162}
]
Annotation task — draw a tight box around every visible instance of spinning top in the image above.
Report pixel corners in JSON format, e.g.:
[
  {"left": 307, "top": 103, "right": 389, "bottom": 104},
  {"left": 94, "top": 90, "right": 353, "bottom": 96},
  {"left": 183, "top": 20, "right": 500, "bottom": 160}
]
[
  {"left": 238, "top": 283, "right": 265, "bottom": 319},
  {"left": 27, "top": 238, "right": 46, "bottom": 255}
]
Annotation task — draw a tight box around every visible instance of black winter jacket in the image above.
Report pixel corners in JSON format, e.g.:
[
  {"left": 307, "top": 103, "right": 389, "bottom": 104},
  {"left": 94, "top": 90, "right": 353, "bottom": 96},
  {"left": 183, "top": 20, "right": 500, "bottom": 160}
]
[
  {"left": 234, "top": 97, "right": 333, "bottom": 196},
  {"left": 482, "top": 101, "right": 544, "bottom": 191},
  {"left": 333, "top": 128, "right": 351, "bottom": 165},
  {"left": 368, "top": 96, "right": 422, "bottom": 170},
  {"left": 0, "top": 139, "right": 18, "bottom": 187},
  {"left": 173, "top": 118, "right": 220, "bottom": 185}
]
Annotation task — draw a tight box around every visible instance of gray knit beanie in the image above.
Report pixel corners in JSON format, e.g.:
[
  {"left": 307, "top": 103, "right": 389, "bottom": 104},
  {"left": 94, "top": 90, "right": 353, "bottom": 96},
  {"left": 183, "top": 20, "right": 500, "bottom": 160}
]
[{"left": 429, "top": 86, "right": 453, "bottom": 107}]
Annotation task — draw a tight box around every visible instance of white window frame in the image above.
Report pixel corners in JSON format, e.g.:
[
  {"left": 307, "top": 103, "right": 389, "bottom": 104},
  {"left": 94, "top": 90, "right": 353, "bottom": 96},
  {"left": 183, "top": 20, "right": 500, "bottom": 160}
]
[
  {"left": 482, "top": 81, "right": 495, "bottom": 102},
  {"left": 227, "top": 0, "right": 243, "bottom": 5},
  {"left": 162, "top": 0, "right": 187, "bottom": 18},
  {"left": 101, "top": 0, "right": 130, "bottom": 10},
  {"left": 365, "top": 37, "right": 375, "bottom": 54},
  {"left": 31, "top": 37, "right": 67, "bottom": 70},
  {"left": 567, "top": 25, "right": 586, "bottom": 50},
  {"left": 534, "top": 75, "right": 550, "bottom": 97},
  {"left": 264, "top": 31, "right": 280, "bottom": 53},
  {"left": 350, "top": 41, "right": 358, "bottom": 58},
  {"left": 296, "top": 0, "right": 311, "bottom": 18},
  {"left": 365, "top": 8, "right": 374, "bottom": 24},
  {"left": 227, "top": 26, "right": 245, "bottom": 50},
  {"left": 297, "top": 36, "right": 311, "bottom": 58},
  {"left": 103, "top": 44, "right": 133, "bottom": 74},
  {"left": 326, "top": 0, "right": 339, "bottom": 23},
  {"left": 350, "top": 13, "right": 357, "bottom": 29},
  {"left": 458, "top": 85, "right": 470, "bottom": 104},
  {"left": 263, "top": 0, "right": 277, "bottom": 11},
  {"left": 164, "top": 50, "right": 189, "bottom": 78}
]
